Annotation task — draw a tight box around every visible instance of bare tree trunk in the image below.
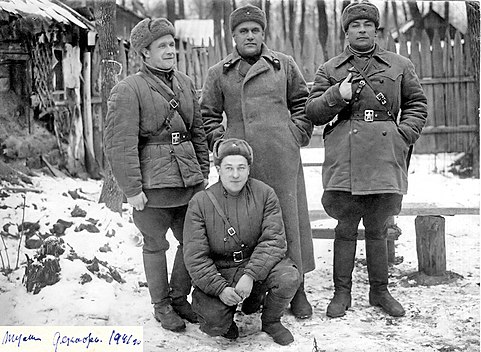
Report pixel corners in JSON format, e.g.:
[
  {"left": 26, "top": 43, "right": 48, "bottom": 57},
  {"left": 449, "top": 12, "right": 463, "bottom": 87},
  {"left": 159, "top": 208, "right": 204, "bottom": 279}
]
[
  {"left": 213, "top": 0, "right": 223, "bottom": 57},
  {"left": 166, "top": 0, "right": 176, "bottom": 24},
  {"left": 281, "top": 0, "right": 287, "bottom": 41},
  {"left": 391, "top": 1, "right": 400, "bottom": 38},
  {"left": 288, "top": 0, "right": 295, "bottom": 47},
  {"left": 339, "top": 0, "right": 350, "bottom": 50},
  {"left": 95, "top": 0, "right": 124, "bottom": 213},
  {"left": 466, "top": 1, "right": 480, "bottom": 177},
  {"left": 178, "top": 0, "right": 185, "bottom": 19},
  {"left": 316, "top": 0, "right": 328, "bottom": 61},
  {"left": 298, "top": 0, "right": 306, "bottom": 53},
  {"left": 265, "top": 0, "right": 271, "bottom": 41},
  {"left": 223, "top": 0, "right": 233, "bottom": 54},
  {"left": 407, "top": 1, "right": 423, "bottom": 31}
]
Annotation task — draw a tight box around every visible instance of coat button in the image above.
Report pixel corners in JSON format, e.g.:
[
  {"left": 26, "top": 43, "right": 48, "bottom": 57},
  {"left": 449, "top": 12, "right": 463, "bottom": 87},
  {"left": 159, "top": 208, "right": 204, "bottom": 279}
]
[
  {"left": 353, "top": 129, "right": 358, "bottom": 134},
  {"left": 382, "top": 131, "right": 387, "bottom": 136}
]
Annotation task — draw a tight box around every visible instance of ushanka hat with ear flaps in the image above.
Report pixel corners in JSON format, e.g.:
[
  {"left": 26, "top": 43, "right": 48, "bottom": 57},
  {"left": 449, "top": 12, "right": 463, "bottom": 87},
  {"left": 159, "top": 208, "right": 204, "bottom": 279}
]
[
  {"left": 130, "top": 18, "right": 175, "bottom": 53},
  {"left": 342, "top": 1, "right": 380, "bottom": 32},
  {"left": 213, "top": 138, "right": 254, "bottom": 166},
  {"left": 229, "top": 4, "right": 266, "bottom": 32}
]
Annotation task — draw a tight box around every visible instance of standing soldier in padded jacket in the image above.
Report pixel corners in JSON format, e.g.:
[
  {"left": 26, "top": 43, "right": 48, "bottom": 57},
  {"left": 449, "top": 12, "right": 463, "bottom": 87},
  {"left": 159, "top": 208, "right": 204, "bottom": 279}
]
[
  {"left": 201, "top": 4, "right": 315, "bottom": 319},
  {"left": 104, "top": 18, "right": 210, "bottom": 332},
  {"left": 306, "top": 1, "right": 427, "bottom": 319}
]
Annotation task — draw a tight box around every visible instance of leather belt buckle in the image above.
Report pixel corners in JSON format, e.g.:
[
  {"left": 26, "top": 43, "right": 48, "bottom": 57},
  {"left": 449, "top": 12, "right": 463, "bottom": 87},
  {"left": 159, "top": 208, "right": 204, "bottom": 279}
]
[
  {"left": 169, "top": 99, "right": 179, "bottom": 109},
  {"left": 171, "top": 132, "right": 181, "bottom": 145},
  {"left": 364, "top": 110, "right": 374, "bottom": 122},
  {"left": 233, "top": 250, "right": 243, "bottom": 263}
]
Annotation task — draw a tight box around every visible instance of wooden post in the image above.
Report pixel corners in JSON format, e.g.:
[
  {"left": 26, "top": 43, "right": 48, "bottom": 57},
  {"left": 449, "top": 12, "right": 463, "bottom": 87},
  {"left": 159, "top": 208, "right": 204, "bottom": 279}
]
[{"left": 415, "top": 215, "right": 446, "bottom": 276}]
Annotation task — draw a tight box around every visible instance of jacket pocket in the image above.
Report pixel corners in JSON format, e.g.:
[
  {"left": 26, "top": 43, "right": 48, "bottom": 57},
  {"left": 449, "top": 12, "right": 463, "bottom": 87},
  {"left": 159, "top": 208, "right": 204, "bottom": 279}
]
[{"left": 287, "top": 119, "right": 302, "bottom": 147}]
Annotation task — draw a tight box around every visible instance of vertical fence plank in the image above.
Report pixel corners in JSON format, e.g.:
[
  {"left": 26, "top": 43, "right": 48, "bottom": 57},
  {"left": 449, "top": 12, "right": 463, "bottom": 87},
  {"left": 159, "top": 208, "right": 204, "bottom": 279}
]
[
  {"left": 398, "top": 32, "right": 409, "bottom": 58},
  {"left": 178, "top": 40, "right": 187, "bottom": 74},
  {"left": 453, "top": 31, "right": 467, "bottom": 132},
  {"left": 432, "top": 30, "right": 447, "bottom": 153},
  {"left": 443, "top": 28, "right": 456, "bottom": 152},
  {"left": 416, "top": 30, "right": 436, "bottom": 153}
]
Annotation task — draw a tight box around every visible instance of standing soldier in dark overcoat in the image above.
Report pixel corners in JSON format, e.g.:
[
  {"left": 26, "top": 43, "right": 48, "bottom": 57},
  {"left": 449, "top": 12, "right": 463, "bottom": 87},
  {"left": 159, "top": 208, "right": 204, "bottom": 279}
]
[
  {"left": 306, "top": 1, "right": 427, "bottom": 318},
  {"left": 201, "top": 4, "right": 315, "bottom": 319}
]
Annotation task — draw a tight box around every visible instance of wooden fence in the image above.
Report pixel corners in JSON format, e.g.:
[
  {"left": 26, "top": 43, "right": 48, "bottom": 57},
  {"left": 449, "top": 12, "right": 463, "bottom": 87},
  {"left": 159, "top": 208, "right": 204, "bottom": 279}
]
[{"left": 176, "top": 28, "right": 479, "bottom": 157}]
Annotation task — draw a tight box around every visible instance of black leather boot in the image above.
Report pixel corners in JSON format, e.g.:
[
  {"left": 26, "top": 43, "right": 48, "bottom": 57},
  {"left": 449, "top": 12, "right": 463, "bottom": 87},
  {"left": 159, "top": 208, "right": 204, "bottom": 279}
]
[
  {"left": 290, "top": 279, "right": 312, "bottom": 319},
  {"left": 366, "top": 239, "right": 405, "bottom": 317},
  {"left": 143, "top": 252, "right": 186, "bottom": 332},
  {"left": 326, "top": 239, "right": 357, "bottom": 318},
  {"left": 262, "top": 293, "right": 294, "bottom": 346},
  {"left": 169, "top": 244, "right": 198, "bottom": 323},
  {"left": 242, "top": 281, "right": 267, "bottom": 315}
]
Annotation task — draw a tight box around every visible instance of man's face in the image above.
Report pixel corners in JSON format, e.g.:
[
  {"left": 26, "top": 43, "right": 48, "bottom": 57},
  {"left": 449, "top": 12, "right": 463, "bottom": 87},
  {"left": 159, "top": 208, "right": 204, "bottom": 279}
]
[
  {"left": 142, "top": 34, "right": 176, "bottom": 70},
  {"left": 232, "top": 21, "right": 264, "bottom": 57},
  {"left": 346, "top": 19, "right": 377, "bottom": 51},
  {"left": 216, "top": 155, "right": 250, "bottom": 195}
]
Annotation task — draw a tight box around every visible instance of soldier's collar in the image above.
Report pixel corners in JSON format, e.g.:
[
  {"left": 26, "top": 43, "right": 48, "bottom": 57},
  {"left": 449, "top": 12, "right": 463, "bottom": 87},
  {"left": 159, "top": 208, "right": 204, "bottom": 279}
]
[
  {"left": 223, "top": 44, "right": 281, "bottom": 73},
  {"left": 334, "top": 44, "right": 390, "bottom": 68}
]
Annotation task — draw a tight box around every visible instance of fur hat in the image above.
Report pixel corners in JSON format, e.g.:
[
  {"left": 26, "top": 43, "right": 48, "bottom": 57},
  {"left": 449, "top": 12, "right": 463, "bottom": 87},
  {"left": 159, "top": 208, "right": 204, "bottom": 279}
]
[
  {"left": 130, "top": 18, "right": 175, "bottom": 53},
  {"left": 342, "top": 1, "right": 380, "bottom": 32},
  {"left": 230, "top": 4, "right": 266, "bottom": 32},
  {"left": 213, "top": 138, "right": 254, "bottom": 166}
]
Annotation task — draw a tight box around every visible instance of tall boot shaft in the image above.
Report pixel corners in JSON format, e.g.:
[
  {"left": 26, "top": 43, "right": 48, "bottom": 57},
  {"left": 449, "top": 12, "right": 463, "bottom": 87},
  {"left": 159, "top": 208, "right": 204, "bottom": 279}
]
[
  {"left": 262, "top": 293, "right": 294, "bottom": 346},
  {"left": 327, "top": 239, "right": 357, "bottom": 318},
  {"left": 169, "top": 244, "right": 192, "bottom": 300},
  {"left": 365, "top": 239, "right": 405, "bottom": 317},
  {"left": 365, "top": 239, "right": 389, "bottom": 291},
  {"left": 333, "top": 239, "right": 357, "bottom": 292},
  {"left": 143, "top": 252, "right": 170, "bottom": 306}
]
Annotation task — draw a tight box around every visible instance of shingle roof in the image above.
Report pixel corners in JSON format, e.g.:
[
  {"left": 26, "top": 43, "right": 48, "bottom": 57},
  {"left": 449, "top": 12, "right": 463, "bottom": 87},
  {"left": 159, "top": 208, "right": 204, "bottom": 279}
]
[{"left": 0, "top": 0, "right": 94, "bottom": 30}]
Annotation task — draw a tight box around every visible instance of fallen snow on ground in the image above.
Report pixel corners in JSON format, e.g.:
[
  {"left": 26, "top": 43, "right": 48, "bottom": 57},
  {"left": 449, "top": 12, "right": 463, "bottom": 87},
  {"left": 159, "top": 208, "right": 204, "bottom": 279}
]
[{"left": 0, "top": 152, "right": 479, "bottom": 352}]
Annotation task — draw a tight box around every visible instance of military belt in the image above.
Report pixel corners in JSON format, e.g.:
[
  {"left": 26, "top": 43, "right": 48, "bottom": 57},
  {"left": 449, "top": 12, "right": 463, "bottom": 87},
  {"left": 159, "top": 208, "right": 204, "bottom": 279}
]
[
  {"left": 346, "top": 110, "right": 394, "bottom": 122},
  {"left": 139, "top": 131, "right": 191, "bottom": 146}
]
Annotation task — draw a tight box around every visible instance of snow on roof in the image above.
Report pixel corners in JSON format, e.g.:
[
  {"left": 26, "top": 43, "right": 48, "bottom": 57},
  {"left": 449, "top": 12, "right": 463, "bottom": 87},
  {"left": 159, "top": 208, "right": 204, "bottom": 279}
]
[
  {"left": 175, "top": 19, "right": 214, "bottom": 46},
  {"left": 0, "top": 0, "right": 94, "bottom": 30}
]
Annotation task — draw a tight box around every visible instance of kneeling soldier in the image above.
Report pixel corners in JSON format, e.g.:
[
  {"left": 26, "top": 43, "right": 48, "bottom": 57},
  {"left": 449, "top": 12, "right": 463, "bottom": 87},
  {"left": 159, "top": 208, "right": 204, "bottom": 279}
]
[{"left": 183, "top": 138, "right": 300, "bottom": 345}]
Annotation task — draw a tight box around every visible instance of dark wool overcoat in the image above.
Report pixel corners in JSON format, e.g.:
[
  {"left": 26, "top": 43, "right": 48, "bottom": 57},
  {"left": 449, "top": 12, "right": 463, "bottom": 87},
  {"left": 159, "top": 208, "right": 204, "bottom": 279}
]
[
  {"left": 183, "top": 179, "right": 287, "bottom": 296},
  {"left": 306, "top": 45, "right": 427, "bottom": 195},
  {"left": 201, "top": 44, "right": 315, "bottom": 274},
  {"left": 104, "top": 66, "right": 210, "bottom": 198}
]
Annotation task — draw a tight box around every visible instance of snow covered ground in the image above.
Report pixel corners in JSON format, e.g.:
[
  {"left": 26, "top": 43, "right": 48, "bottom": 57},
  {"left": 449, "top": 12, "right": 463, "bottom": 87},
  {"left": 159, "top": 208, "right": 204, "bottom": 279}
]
[{"left": 0, "top": 151, "right": 479, "bottom": 352}]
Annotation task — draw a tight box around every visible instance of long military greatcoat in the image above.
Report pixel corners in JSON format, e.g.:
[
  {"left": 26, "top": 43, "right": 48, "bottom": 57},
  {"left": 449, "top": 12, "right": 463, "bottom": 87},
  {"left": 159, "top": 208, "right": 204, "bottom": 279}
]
[{"left": 201, "top": 44, "right": 315, "bottom": 274}]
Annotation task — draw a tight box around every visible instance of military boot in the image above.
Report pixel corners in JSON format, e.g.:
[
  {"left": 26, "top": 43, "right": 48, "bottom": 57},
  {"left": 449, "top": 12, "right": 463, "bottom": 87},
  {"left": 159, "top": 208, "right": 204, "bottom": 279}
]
[
  {"left": 143, "top": 252, "right": 186, "bottom": 332},
  {"left": 262, "top": 293, "right": 294, "bottom": 346},
  {"left": 290, "top": 279, "right": 312, "bottom": 319},
  {"left": 366, "top": 239, "right": 405, "bottom": 317},
  {"left": 170, "top": 245, "right": 198, "bottom": 323},
  {"left": 242, "top": 281, "right": 267, "bottom": 315},
  {"left": 326, "top": 239, "right": 357, "bottom": 318}
]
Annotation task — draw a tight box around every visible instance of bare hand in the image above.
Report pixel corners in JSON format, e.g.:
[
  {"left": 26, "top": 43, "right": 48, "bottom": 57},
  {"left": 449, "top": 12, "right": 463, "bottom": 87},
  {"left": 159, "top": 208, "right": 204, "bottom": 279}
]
[
  {"left": 339, "top": 72, "right": 353, "bottom": 101},
  {"left": 219, "top": 287, "right": 243, "bottom": 306},
  {"left": 127, "top": 192, "right": 148, "bottom": 211},
  {"left": 234, "top": 274, "right": 254, "bottom": 300}
]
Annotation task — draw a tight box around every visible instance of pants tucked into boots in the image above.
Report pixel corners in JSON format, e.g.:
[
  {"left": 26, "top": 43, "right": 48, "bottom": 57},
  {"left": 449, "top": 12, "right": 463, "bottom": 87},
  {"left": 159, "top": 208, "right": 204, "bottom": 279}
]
[
  {"left": 192, "top": 258, "right": 299, "bottom": 342},
  {"left": 134, "top": 205, "right": 196, "bottom": 330},
  {"left": 322, "top": 191, "right": 405, "bottom": 317}
]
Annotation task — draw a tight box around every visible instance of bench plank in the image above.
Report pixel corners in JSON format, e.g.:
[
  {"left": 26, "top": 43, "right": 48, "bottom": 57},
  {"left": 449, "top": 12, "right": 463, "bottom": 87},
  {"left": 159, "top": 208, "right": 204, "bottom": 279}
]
[{"left": 309, "top": 204, "right": 479, "bottom": 221}]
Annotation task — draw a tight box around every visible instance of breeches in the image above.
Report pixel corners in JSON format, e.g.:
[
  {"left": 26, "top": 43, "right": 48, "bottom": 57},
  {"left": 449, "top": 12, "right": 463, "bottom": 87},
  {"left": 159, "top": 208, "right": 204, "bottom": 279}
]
[
  {"left": 192, "top": 257, "right": 299, "bottom": 336},
  {"left": 132, "top": 205, "right": 188, "bottom": 253},
  {"left": 321, "top": 191, "right": 403, "bottom": 241}
]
